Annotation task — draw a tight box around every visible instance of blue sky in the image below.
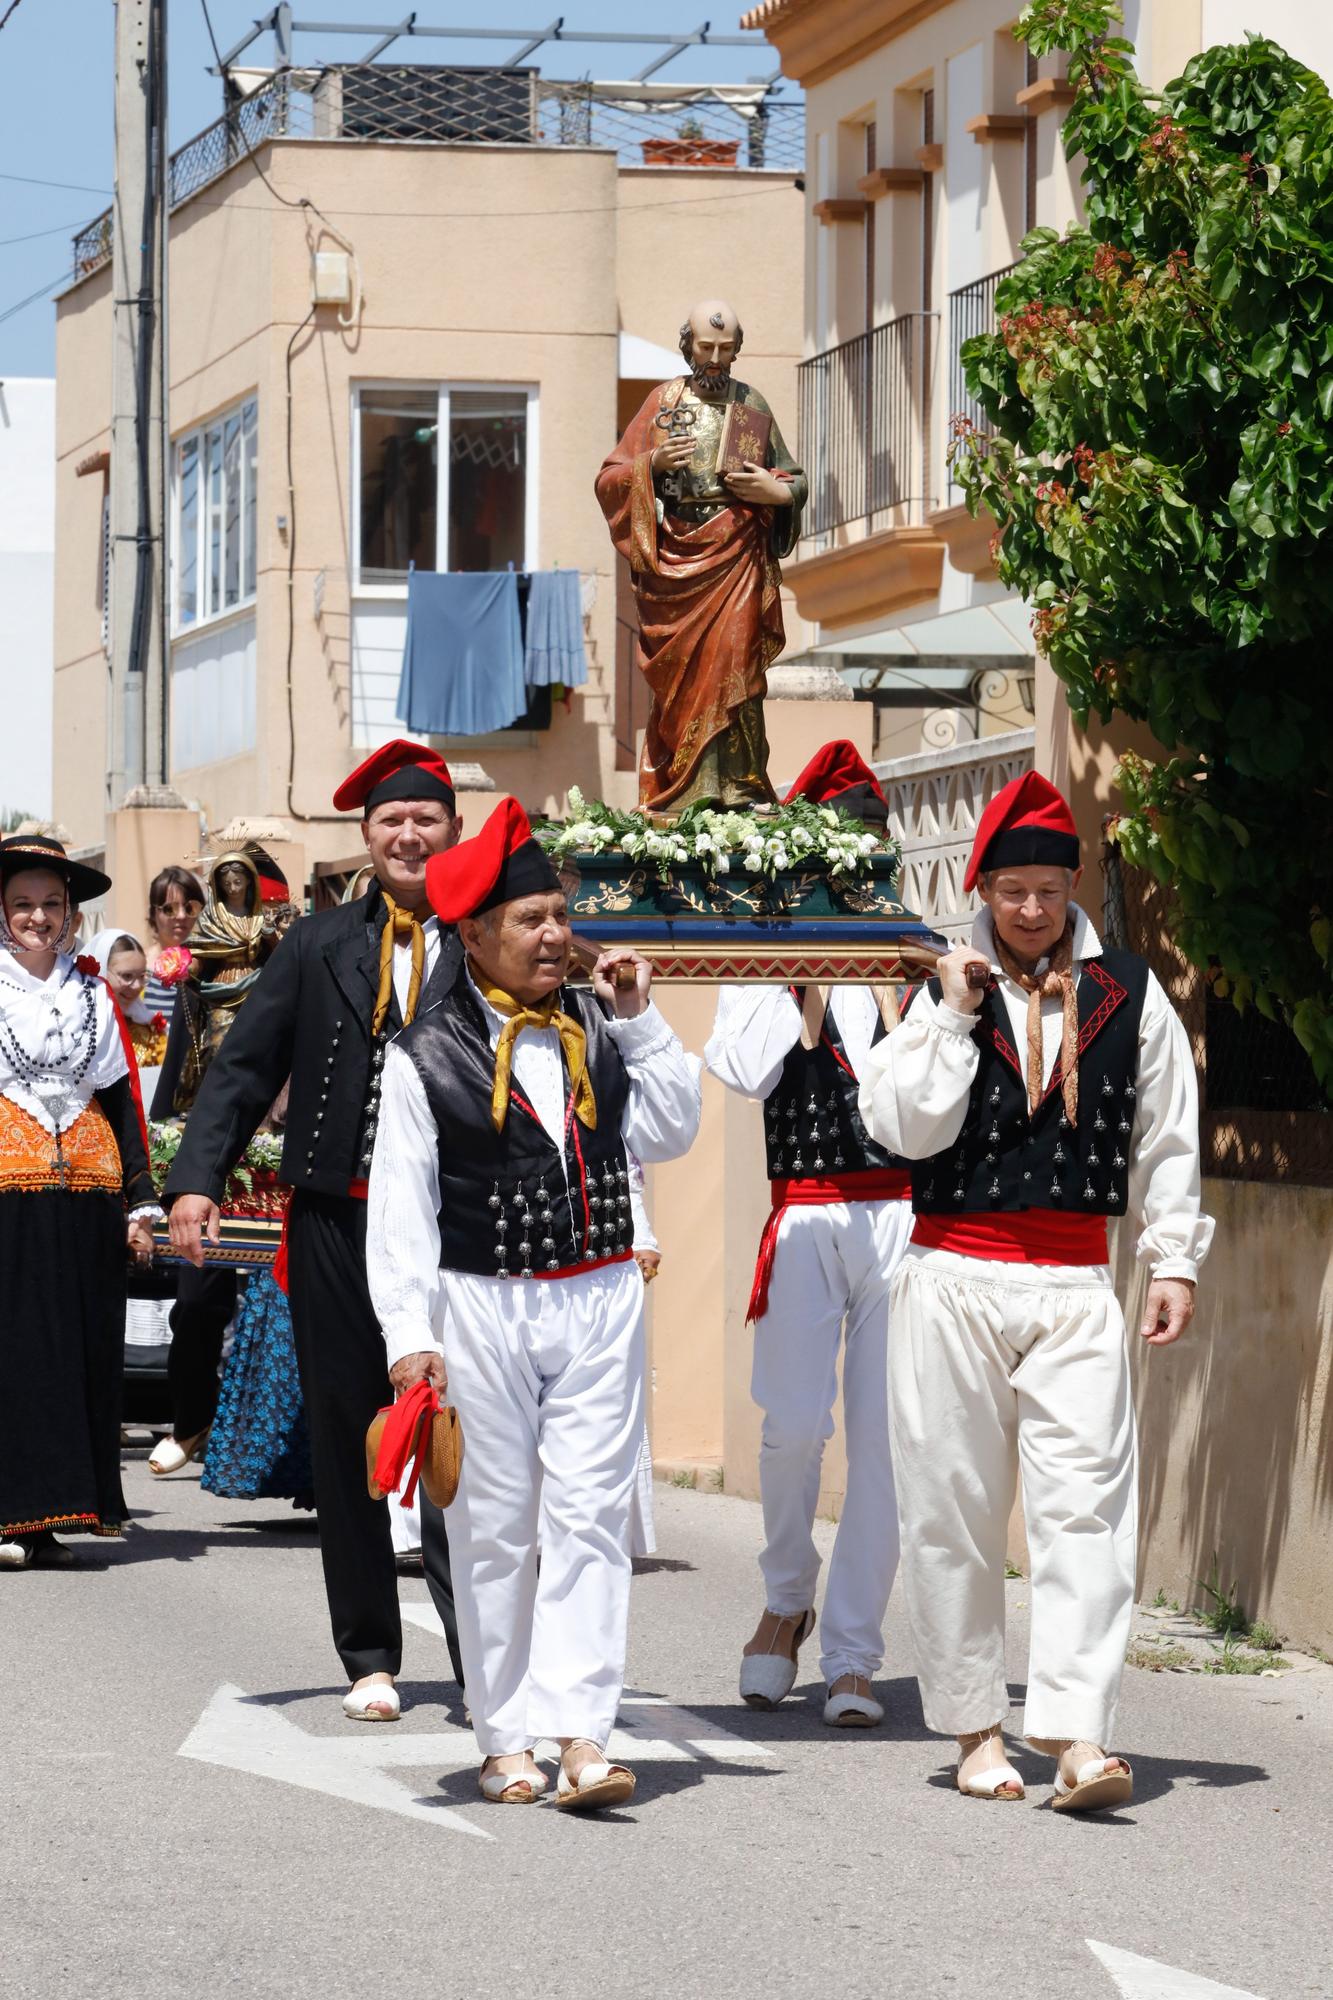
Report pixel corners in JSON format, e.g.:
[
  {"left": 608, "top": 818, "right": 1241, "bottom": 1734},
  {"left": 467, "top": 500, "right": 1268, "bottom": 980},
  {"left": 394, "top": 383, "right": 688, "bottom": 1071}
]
[{"left": 0, "top": 0, "right": 779, "bottom": 378}]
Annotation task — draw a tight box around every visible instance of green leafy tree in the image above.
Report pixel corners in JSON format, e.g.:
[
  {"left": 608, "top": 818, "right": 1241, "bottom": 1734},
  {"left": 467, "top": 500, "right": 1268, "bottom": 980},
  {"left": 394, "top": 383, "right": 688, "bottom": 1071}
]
[{"left": 953, "top": 0, "right": 1333, "bottom": 1089}]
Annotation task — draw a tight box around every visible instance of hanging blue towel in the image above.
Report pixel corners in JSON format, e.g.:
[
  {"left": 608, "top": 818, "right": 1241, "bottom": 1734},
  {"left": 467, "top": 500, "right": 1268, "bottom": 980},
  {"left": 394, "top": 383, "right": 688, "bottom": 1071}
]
[
  {"left": 524, "top": 568, "right": 589, "bottom": 688},
  {"left": 397, "top": 569, "right": 527, "bottom": 736}
]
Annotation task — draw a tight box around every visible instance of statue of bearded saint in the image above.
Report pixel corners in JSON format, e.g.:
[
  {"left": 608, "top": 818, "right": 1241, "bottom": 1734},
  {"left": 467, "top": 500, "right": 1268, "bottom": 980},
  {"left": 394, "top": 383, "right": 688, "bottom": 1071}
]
[{"left": 596, "top": 299, "right": 807, "bottom": 815}]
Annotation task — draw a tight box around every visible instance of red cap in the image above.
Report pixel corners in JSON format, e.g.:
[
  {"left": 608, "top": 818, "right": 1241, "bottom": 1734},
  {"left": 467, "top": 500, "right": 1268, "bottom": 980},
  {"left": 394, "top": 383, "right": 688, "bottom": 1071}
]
[
  {"left": 964, "top": 772, "right": 1080, "bottom": 892},
  {"left": 425, "top": 797, "right": 561, "bottom": 925},
  {"left": 785, "top": 740, "right": 887, "bottom": 808},
  {"left": 246, "top": 846, "right": 289, "bottom": 905},
  {"left": 333, "top": 740, "right": 455, "bottom": 815}
]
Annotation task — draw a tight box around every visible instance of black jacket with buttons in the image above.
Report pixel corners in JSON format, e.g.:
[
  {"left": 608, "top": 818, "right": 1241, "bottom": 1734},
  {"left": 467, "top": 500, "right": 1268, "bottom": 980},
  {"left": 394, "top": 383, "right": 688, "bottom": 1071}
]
[{"left": 162, "top": 885, "right": 461, "bottom": 1207}]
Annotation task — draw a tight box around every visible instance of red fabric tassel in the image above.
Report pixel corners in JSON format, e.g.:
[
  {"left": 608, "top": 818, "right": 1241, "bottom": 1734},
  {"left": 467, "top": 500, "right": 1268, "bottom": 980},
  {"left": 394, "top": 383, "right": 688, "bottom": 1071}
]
[
  {"left": 272, "top": 1207, "right": 291, "bottom": 1294},
  {"left": 371, "top": 1380, "right": 439, "bottom": 1508},
  {"left": 100, "top": 983, "right": 150, "bottom": 1161},
  {"left": 746, "top": 1169, "right": 913, "bottom": 1323}
]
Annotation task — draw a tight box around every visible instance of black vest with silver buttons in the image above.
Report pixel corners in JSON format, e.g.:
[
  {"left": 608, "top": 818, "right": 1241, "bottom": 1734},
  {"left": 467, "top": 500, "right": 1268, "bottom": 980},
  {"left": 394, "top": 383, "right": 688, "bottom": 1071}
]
[
  {"left": 762, "top": 989, "right": 909, "bottom": 1180},
  {"left": 397, "top": 979, "right": 635, "bottom": 1279},
  {"left": 911, "top": 949, "right": 1149, "bottom": 1215}
]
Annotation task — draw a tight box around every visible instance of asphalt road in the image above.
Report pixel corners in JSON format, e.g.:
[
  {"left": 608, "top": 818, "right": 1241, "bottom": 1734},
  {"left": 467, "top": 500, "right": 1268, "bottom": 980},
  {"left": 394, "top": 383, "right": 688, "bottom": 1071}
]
[{"left": 3, "top": 1461, "right": 1329, "bottom": 2000}]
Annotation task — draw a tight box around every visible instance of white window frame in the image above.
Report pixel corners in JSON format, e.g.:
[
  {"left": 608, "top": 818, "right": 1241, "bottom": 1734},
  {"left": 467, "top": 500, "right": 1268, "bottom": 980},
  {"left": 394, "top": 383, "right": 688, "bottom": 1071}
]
[
  {"left": 350, "top": 380, "right": 540, "bottom": 596},
  {"left": 169, "top": 393, "right": 259, "bottom": 636}
]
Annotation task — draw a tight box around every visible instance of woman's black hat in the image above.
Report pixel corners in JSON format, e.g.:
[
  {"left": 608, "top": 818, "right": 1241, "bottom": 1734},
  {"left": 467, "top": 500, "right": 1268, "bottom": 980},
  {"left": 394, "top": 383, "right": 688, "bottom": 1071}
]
[{"left": 0, "top": 833, "right": 113, "bottom": 905}]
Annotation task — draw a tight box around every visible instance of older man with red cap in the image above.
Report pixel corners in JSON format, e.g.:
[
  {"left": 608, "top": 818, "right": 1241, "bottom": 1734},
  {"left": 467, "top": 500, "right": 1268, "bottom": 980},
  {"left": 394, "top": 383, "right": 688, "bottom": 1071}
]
[
  {"left": 858, "top": 771, "right": 1213, "bottom": 1812},
  {"left": 367, "top": 797, "right": 701, "bottom": 1811},
  {"left": 166, "top": 740, "right": 466, "bottom": 1719},
  {"left": 704, "top": 743, "right": 914, "bottom": 1729}
]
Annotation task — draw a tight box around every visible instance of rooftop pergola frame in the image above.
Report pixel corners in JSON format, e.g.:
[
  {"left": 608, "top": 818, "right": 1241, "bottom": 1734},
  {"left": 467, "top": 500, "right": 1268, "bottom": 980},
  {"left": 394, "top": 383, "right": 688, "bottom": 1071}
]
[{"left": 214, "top": 6, "right": 782, "bottom": 87}]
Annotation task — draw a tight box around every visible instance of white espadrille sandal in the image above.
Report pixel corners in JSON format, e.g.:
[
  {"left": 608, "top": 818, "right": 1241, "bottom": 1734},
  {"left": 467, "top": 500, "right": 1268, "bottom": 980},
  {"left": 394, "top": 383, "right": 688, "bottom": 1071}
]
[
  {"left": 478, "top": 1754, "right": 548, "bottom": 1804},
  {"left": 342, "top": 1677, "right": 401, "bottom": 1722},
  {"left": 552, "top": 1740, "right": 635, "bottom": 1812},
  {"left": 1051, "top": 1742, "right": 1133, "bottom": 1814},
  {"left": 738, "top": 1608, "right": 815, "bottom": 1710},
  {"left": 823, "top": 1674, "right": 884, "bottom": 1728},
  {"left": 148, "top": 1427, "right": 211, "bottom": 1477},
  {"left": 956, "top": 1727, "right": 1025, "bottom": 1801}
]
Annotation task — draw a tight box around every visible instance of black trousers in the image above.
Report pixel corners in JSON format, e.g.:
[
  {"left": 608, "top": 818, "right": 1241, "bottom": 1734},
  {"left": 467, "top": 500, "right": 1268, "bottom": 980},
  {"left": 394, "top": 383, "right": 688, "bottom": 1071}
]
[
  {"left": 286, "top": 1190, "right": 462, "bottom": 1685},
  {"left": 168, "top": 1266, "right": 237, "bottom": 1441}
]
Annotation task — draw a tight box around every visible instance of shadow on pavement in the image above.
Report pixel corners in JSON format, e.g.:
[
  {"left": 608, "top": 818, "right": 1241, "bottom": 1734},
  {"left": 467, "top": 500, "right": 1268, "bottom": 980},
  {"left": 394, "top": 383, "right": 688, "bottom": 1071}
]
[{"left": 925, "top": 1745, "right": 1270, "bottom": 1814}]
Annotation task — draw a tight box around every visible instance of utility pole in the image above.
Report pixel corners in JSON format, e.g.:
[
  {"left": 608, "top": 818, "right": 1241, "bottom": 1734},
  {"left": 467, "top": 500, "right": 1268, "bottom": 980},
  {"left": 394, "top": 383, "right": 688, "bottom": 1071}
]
[{"left": 108, "top": 0, "right": 168, "bottom": 807}]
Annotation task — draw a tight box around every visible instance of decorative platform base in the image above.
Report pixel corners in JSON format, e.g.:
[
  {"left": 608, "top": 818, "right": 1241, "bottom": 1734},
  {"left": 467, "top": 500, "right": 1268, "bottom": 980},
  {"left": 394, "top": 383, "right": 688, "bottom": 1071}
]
[
  {"left": 559, "top": 850, "right": 945, "bottom": 983},
  {"left": 151, "top": 1214, "right": 283, "bottom": 1271}
]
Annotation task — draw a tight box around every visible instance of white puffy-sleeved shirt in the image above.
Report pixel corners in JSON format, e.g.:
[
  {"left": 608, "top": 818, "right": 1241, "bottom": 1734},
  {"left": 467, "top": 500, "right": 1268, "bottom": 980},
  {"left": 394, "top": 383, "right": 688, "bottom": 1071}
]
[
  {"left": 0, "top": 952, "right": 129, "bottom": 1135},
  {"left": 368, "top": 974, "right": 702, "bottom": 1367},
  {"left": 856, "top": 904, "right": 1214, "bottom": 1282},
  {"left": 704, "top": 983, "right": 886, "bottom": 1100}
]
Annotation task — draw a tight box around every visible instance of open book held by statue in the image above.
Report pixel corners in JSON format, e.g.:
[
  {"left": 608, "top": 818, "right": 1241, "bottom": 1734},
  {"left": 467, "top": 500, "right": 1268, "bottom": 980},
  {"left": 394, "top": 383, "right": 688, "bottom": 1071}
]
[{"left": 596, "top": 299, "right": 808, "bottom": 817}]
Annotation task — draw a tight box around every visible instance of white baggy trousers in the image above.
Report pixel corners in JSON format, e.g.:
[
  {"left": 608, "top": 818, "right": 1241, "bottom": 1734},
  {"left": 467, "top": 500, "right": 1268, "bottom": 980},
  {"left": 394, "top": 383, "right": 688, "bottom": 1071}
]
[
  {"left": 752, "top": 1197, "right": 914, "bottom": 1684},
  {"left": 889, "top": 1245, "right": 1137, "bottom": 1746},
  {"left": 443, "top": 1262, "right": 644, "bottom": 1757}
]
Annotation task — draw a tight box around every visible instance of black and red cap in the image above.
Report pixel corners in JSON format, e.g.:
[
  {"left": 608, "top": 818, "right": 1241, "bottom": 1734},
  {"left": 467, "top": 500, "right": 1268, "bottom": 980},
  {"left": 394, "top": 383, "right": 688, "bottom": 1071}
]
[
  {"left": 784, "top": 740, "right": 889, "bottom": 828},
  {"left": 425, "top": 797, "right": 560, "bottom": 925},
  {"left": 333, "top": 739, "right": 456, "bottom": 816},
  {"left": 965, "top": 772, "right": 1080, "bottom": 892}
]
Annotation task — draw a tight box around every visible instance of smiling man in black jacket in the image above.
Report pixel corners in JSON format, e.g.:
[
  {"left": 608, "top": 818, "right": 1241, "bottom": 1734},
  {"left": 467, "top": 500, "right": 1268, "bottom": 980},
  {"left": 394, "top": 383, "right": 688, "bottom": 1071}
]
[{"left": 165, "top": 741, "right": 465, "bottom": 1720}]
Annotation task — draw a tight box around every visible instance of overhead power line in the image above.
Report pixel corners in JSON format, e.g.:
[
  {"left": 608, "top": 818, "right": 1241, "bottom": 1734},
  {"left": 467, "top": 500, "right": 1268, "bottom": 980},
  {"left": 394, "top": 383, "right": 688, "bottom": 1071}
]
[
  {"left": 0, "top": 0, "right": 27, "bottom": 34},
  {"left": 0, "top": 169, "right": 112, "bottom": 196},
  {"left": 0, "top": 219, "right": 86, "bottom": 250},
  {"left": 0, "top": 269, "right": 66, "bottom": 327}
]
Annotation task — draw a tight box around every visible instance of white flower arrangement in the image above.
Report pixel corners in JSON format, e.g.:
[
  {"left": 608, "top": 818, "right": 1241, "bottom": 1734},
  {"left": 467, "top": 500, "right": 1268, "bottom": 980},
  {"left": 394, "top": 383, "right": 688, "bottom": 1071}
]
[{"left": 536, "top": 787, "right": 897, "bottom": 885}]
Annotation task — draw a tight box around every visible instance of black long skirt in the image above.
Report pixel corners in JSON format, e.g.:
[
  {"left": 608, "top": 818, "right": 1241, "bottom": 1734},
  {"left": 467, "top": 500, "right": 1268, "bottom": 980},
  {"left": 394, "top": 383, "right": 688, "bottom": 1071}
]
[{"left": 0, "top": 1189, "right": 128, "bottom": 1538}]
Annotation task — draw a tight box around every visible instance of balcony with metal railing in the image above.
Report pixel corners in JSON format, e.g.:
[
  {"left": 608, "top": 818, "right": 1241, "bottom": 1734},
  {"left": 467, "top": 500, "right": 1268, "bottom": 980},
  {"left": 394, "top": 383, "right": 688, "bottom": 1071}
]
[
  {"left": 70, "top": 65, "right": 804, "bottom": 284},
  {"left": 797, "top": 311, "right": 936, "bottom": 539},
  {"left": 946, "top": 261, "right": 1017, "bottom": 500},
  {"left": 782, "top": 259, "right": 1024, "bottom": 628}
]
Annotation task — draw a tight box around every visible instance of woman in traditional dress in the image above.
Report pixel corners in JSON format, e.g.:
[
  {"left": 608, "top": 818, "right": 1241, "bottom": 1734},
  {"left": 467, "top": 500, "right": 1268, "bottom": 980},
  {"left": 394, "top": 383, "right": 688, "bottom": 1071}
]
[
  {"left": 147, "top": 848, "right": 286, "bottom": 1476},
  {"left": 86, "top": 930, "right": 169, "bottom": 1069},
  {"left": 0, "top": 836, "right": 159, "bottom": 1569},
  {"left": 143, "top": 866, "right": 206, "bottom": 1027}
]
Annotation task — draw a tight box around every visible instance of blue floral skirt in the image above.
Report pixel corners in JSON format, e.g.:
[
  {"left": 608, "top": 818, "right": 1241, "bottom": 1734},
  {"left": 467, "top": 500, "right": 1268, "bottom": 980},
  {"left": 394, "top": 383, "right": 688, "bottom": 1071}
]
[{"left": 201, "top": 1272, "right": 313, "bottom": 1501}]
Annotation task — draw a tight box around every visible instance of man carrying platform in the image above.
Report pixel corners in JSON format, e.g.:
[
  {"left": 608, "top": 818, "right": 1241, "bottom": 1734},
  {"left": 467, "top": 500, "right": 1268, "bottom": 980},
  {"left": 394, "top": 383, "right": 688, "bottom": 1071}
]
[
  {"left": 166, "top": 741, "right": 467, "bottom": 1721},
  {"left": 367, "top": 799, "right": 702, "bottom": 1811},
  {"left": 858, "top": 772, "right": 1212, "bottom": 1811},
  {"left": 705, "top": 743, "right": 915, "bottom": 1728}
]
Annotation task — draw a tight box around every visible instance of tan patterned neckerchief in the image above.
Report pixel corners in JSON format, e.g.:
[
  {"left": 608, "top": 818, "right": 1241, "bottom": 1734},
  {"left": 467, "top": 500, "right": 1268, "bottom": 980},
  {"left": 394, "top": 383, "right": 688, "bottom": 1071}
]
[{"left": 992, "top": 923, "right": 1078, "bottom": 1126}]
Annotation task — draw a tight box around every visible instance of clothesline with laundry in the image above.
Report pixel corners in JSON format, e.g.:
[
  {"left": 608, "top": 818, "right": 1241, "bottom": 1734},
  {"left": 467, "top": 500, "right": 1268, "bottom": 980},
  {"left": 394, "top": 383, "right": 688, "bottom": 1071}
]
[{"left": 396, "top": 567, "right": 593, "bottom": 737}]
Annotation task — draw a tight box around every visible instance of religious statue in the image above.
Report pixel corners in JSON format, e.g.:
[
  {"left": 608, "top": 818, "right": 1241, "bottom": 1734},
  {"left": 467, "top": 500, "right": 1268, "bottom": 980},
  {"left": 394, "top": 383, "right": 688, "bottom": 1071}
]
[
  {"left": 596, "top": 299, "right": 807, "bottom": 815},
  {"left": 169, "top": 849, "right": 279, "bottom": 1113}
]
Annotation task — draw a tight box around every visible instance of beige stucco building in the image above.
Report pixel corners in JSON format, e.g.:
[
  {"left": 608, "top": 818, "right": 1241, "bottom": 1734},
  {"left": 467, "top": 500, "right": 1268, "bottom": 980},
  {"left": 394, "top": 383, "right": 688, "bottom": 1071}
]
[{"left": 53, "top": 71, "right": 852, "bottom": 925}]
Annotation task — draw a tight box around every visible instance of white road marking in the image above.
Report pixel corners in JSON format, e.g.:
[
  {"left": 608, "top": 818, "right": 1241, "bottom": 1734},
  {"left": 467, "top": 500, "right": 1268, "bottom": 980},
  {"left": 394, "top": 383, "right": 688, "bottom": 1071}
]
[
  {"left": 177, "top": 1683, "right": 491, "bottom": 1839},
  {"left": 178, "top": 1665, "right": 773, "bottom": 1840},
  {"left": 1087, "top": 1941, "right": 1265, "bottom": 1998},
  {"left": 399, "top": 1592, "right": 775, "bottom": 1764}
]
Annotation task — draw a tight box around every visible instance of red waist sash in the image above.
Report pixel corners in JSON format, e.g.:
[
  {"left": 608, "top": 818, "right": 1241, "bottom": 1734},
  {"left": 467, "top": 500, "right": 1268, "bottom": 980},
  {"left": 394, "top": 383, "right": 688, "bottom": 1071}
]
[
  {"left": 911, "top": 1210, "right": 1109, "bottom": 1266},
  {"left": 747, "top": 1169, "right": 912, "bottom": 1324},
  {"left": 487, "top": 1249, "right": 634, "bottom": 1285},
  {"left": 274, "top": 1176, "right": 369, "bottom": 1294}
]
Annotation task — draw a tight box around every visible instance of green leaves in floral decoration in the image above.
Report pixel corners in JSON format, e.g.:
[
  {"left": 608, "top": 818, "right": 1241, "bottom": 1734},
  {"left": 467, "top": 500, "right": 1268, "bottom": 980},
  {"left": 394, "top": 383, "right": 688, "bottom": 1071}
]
[
  {"left": 955, "top": 1, "right": 1333, "bottom": 1089},
  {"left": 535, "top": 788, "right": 895, "bottom": 887}
]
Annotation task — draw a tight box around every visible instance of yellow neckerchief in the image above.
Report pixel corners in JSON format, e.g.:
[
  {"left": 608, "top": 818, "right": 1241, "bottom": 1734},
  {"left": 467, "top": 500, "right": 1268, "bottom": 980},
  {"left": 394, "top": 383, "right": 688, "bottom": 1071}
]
[
  {"left": 470, "top": 961, "right": 597, "bottom": 1134},
  {"left": 373, "top": 893, "right": 425, "bottom": 1037}
]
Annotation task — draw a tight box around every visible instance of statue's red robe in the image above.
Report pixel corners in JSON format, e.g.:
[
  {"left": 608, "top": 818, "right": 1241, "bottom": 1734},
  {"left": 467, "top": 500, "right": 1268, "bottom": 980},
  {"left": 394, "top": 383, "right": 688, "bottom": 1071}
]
[{"left": 595, "top": 380, "right": 803, "bottom": 814}]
